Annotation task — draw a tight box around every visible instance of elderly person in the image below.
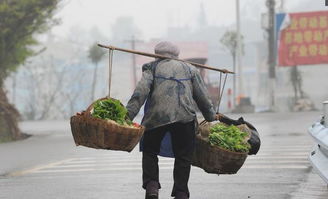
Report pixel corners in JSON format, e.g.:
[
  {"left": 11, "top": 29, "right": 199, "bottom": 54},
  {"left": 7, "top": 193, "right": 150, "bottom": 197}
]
[{"left": 126, "top": 41, "right": 218, "bottom": 199}]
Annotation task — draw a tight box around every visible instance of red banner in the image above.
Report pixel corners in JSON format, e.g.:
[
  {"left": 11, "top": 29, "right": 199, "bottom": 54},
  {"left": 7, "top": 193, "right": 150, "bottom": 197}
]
[{"left": 278, "top": 11, "right": 328, "bottom": 66}]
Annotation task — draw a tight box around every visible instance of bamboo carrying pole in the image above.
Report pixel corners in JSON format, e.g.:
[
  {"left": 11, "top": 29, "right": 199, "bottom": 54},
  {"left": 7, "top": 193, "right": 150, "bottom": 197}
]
[{"left": 98, "top": 44, "right": 234, "bottom": 74}]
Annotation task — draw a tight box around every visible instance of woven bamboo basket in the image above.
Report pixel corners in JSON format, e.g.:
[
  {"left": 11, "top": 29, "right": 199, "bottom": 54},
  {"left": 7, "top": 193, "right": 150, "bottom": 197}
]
[
  {"left": 70, "top": 98, "right": 145, "bottom": 152},
  {"left": 192, "top": 121, "right": 248, "bottom": 174}
]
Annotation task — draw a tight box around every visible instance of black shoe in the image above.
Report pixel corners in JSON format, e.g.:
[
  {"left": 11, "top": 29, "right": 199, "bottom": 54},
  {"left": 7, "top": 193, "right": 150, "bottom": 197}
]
[
  {"left": 174, "top": 191, "right": 189, "bottom": 199},
  {"left": 145, "top": 181, "right": 159, "bottom": 199}
]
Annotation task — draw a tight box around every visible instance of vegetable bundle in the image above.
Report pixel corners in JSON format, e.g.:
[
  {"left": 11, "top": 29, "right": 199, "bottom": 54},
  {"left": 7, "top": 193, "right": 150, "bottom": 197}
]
[
  {"left": 208, "top": 123, "right": 250, "bottom": 153},
  {"left": 91, "top": 98, "right": 134, "bottom": 126}
]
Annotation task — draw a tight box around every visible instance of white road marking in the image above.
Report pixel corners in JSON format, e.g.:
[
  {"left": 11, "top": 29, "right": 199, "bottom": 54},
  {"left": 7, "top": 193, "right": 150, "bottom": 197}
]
[
  {"left": 45, "top": 160, "right": 308, "bottom": 169},
  {"left": 12, "top": 145, "right": 313, "bottom": 175},
  {"left": 33, "top": 167, "right": 170, "bottom": 173},
  {"left": 6, "top": 158, "right": 75, "bottom": 177},
  {"left": 33, "top": 165, "right": 309, "bottom": 174},
  {"left": 242, "top": 165, "right": 309, "bottom": 169}
]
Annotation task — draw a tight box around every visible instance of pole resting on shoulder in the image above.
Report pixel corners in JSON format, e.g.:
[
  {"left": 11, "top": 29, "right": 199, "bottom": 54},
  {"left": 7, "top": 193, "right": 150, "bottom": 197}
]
[{"left": 98, "top": 43, "right": 235, "bottom": 74}]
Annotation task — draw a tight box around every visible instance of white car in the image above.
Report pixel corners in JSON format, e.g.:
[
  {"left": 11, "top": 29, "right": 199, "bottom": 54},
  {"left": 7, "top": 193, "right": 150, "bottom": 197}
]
[{"left": 308, "top": 101, "right": 328, "bottom": 185}]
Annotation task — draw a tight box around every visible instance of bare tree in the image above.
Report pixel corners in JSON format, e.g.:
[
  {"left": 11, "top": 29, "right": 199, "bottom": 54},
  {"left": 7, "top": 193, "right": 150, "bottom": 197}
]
[
  {"left": 21, "top": 57, "right": 67, "bottom": 120},
  {"left": 220, "top": 30, "right": 244, "bottom": 107},
  {"left": 59, "top": 68, "right": 89, "bottom": 118}
]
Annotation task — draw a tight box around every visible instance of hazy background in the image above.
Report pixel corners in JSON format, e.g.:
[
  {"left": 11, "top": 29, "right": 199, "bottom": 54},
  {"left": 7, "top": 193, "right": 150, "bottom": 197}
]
[{"left": 4, "top": 0, "right": 328, "bottom": 121}]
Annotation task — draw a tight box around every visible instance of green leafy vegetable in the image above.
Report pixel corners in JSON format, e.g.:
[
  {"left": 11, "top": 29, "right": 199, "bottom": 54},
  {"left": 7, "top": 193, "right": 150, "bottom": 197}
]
[
  {"left": 208, "top": 123, "right": 250, "bottom": 153},
  {"left": 91, "top": 98, "right": 133, "bottom": 126}
]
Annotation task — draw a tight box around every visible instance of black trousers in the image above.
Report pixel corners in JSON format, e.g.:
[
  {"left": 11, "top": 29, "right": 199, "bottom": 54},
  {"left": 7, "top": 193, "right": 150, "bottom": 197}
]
[{"left": 142, "top": 121, "right": 195, "bottom": 197}]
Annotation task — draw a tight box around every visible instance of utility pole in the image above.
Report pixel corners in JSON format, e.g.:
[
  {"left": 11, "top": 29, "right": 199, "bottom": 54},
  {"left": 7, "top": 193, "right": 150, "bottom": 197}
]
[
  {"left": 266, "top": 0, "right": 276, "bottom": 111},
  {"left": 236, "top": 0, "right": 243, "bottom": 102},
  {"left": 278, "top": 0, "right": 285, "bottom": 12},
  {"left": 125, "top": 36, "right": 142, "bottom": 88}
]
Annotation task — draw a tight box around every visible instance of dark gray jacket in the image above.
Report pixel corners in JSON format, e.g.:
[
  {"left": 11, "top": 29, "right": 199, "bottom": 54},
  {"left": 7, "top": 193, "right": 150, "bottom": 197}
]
[{"left": 126, "top": 59, "right": 216, "bottom": 130}]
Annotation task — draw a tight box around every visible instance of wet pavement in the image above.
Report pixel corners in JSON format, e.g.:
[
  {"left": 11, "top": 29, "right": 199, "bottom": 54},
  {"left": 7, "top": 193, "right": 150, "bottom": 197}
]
[{"left": 0, "top": 112, "right": 327, "bottom": 199}]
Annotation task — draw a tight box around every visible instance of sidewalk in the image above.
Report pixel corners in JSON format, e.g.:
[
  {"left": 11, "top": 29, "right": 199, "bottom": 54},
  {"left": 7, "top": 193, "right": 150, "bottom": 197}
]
[
  {"left": 0, "top": 116, "right": 144, "bottom": 177},
  {"left": 0, "top": 120, "right": 72, "bottom": 176}
]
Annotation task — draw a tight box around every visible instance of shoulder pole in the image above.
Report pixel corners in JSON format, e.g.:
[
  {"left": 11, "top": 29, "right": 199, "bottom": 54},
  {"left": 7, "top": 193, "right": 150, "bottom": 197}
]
[{"left": 98, "top": 44, "right": 234, "bottom": 74}]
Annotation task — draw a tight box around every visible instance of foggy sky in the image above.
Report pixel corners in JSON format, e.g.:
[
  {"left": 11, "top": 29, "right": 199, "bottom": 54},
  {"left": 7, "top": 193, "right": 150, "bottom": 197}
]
[{"left": 51, "top": 0, "right": 317, "bottom": 41}]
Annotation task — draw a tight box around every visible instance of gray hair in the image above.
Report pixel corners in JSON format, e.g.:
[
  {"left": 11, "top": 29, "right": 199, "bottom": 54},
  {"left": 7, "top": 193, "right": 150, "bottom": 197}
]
[{"left": 154, "top": 41, "right": 180, "bottom": 58}]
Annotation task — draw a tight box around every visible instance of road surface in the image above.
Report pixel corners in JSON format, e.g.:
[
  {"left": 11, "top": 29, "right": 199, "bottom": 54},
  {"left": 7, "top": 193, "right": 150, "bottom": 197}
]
[{"left": 0, "top": 112, "right": 327, "bottom": 199}]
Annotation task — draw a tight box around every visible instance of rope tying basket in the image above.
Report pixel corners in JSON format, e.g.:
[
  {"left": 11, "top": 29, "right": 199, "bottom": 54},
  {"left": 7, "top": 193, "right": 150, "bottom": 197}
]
[
  {"left": 70, "top": 98, "right": 145, "bottom": 152},
  {"left": 192, "top": 121, "right": 249, "bottom": 174}
]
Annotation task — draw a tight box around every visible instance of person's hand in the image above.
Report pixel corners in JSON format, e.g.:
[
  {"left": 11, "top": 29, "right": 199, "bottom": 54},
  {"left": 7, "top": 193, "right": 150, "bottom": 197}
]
[
  {"left": 215, "top": 113, "right": 226, "bottom": 121},
  {"left": 214, "top": 113, "right": 221, "bottom": 121}
]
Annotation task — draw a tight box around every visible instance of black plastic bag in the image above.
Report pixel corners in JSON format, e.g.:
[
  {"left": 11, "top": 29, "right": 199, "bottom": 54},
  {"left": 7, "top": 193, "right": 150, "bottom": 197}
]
[{"left": 219, "top": 115, "right": 261, "bottom": 155}]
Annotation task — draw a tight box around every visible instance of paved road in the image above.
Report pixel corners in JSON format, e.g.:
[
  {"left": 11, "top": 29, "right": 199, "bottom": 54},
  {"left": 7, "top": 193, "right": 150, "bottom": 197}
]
[{"left": 0, "top": 112, "right": 327, "bottom": 199}]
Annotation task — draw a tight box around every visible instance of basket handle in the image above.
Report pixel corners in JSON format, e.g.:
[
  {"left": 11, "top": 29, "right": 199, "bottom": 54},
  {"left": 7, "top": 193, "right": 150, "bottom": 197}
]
[
  {"left": 84, "top": 97, "right": 110, "bottom": 116},
  {"left": 84, "top": 97, "right": 130, "bottom": 120}
]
